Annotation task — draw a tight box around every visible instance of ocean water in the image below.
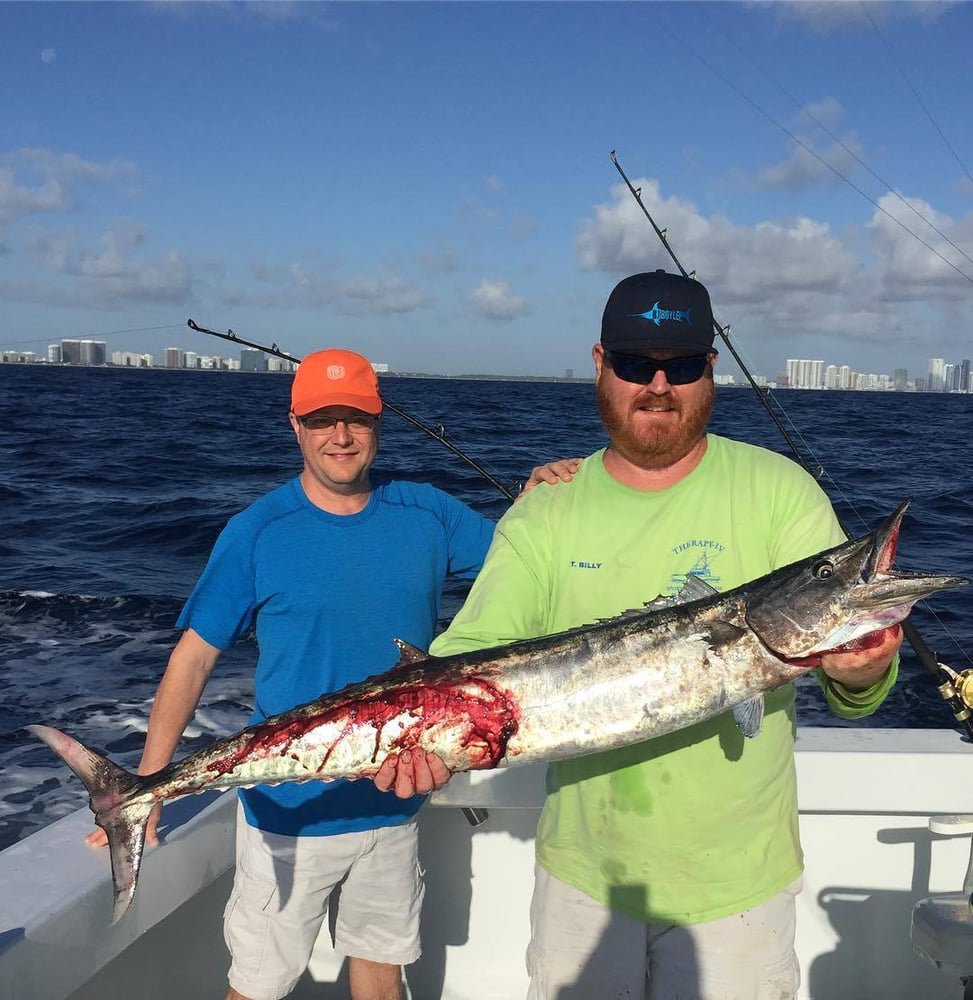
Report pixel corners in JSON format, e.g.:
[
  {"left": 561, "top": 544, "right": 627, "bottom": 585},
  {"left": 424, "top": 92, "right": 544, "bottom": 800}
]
[{"left": 1, "top": 364, "right": 971, "bottom": 851}]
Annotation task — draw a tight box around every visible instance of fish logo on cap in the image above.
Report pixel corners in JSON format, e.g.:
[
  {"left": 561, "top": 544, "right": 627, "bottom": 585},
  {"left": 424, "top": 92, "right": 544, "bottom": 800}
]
[{"left": 628, "top": 302, "right": 693, "bottom": 327}]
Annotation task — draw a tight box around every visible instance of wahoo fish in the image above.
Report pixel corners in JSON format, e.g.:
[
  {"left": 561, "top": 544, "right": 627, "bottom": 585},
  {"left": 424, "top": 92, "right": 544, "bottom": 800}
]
[{"left": 30, "top": 500, "right": 966, "bottom": 923}]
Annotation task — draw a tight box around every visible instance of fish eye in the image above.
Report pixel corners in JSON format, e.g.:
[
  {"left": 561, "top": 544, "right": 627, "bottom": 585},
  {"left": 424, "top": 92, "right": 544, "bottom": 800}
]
[{"left": 811, "top": 559, "right": 835, "bottom": 579}]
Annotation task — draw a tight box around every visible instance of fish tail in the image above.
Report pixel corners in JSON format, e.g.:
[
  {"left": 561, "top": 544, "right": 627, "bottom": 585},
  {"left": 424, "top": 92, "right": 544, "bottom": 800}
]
[{"left": 27, "top": 723, "right": 154, "bottom": 924}]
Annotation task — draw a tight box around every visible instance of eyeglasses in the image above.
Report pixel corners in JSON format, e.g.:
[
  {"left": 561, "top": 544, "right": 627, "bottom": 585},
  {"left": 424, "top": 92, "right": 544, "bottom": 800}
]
[
  {"left": 296, "top": 413, "right": 380, "bottom": 433},
  {"left": 605, "top": 351, "right": 711, "bottom": 386}
]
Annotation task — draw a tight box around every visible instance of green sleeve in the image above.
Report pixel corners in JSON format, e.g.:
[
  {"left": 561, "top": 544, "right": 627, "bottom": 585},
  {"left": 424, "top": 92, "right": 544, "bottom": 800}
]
[
  {"left": 430, "top": 494, "right": 552, "bottom": 656},
  {"left": 816, "top": 655, "right": 899, "bottom": 719}
]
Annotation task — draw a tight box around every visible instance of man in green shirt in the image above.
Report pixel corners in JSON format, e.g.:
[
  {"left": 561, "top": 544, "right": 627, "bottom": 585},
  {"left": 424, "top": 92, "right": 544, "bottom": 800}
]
[{"left": 425, "top": 270, "right": 901, "bottom": 999}]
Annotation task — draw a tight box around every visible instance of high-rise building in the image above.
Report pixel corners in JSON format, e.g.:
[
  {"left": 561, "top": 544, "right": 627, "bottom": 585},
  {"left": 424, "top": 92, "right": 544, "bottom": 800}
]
[
  {"left": 61, "top": 339, "right": 106, "bottom": 364},
  {"left": 786, "top": 359, "right": 825, "bottom": 389},
  {"left": 79, "top": 340, "right": 106, "bottom": 365},
  {"left": 165, "top": 347, "right": 185, "bottom": 369},
  {"left": 893, "top": 368, "right": 908, "bottom": 391},
  {"left": 112, "top": 351, "right": 154, "bottom": 368},
  {"left": 47, "top": 344, "right": 61, "bottom": 364},
  {"left": 240, "top": 348, "right": 268, "bottom": 373},
  {"left": 61, "top": 339, "right": 82, "bottom": 364},
  {"left": 928, "top": 358, "right": 945, "bottom": 392}
]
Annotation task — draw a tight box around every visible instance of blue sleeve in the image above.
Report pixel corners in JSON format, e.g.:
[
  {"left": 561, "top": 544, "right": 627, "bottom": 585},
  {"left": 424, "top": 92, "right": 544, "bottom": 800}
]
[
  {"left": 439, "top": 488, "right": 495, "bottom": 579},
  {"left": 176, "top": 514, "right": 258, "bottom": 649}
]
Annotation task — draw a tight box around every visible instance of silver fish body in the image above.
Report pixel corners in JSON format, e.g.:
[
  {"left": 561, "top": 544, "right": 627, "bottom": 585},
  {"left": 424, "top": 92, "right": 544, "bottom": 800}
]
[{"left": 29, "top": 500, "right": 967, "bottom": 922}]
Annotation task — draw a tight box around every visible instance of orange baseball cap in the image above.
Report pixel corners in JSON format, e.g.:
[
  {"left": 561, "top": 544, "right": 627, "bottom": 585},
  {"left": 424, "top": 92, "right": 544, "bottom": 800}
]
[{"left": 290, "top": 349, "right": 383, "bottom": 416}]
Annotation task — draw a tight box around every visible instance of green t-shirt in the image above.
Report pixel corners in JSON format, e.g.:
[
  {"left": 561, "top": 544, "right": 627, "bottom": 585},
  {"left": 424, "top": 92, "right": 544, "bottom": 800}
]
[{"left": 431, "top": 435, "right": 896, "bottom": 924}]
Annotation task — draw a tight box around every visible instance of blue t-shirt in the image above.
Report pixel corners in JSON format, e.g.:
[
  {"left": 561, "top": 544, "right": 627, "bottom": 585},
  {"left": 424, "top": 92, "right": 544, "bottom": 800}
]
[{"left": 177, "top": 471, "right": 495, "bottom": 836}]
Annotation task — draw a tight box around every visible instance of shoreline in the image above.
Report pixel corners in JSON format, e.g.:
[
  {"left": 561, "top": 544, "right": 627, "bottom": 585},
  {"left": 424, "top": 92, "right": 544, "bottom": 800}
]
[{"left": 3, "top": 361, "right": 968, "bottom": 392}]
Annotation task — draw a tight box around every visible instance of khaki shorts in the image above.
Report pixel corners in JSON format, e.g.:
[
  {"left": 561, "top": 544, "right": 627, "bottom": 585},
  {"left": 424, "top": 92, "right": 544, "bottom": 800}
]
[
  {"left": 526, "top": 864, "right": 802, "bottom": 1000},
  {"left": 224, "top": 803, "right": 423, "bottom": 1000}
]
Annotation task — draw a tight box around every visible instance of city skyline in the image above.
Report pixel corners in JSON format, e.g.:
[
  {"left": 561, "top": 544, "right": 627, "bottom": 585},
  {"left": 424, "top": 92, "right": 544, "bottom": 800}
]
[
  {"left": 3, "top": 335, "right": 971, "bottom": 392},
  {"left": 784, "top": 355, "right": 972, "bottom": 392}
]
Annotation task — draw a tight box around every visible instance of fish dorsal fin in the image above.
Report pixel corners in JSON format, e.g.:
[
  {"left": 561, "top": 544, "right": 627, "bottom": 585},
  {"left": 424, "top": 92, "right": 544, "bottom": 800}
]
[
  {"left": 673, "top": 575, "right": 719, "bottom": 602},
  {"left": 593, "top": 577, "right": 723, "bottom": 625},
  {"left": 641, "top": 576, "right": 719, "bottom": 612},
  {"left": 732, "top": 696, "right": 765, "bottom": 739},
  {"left": 392, "top": 638, "right": 428, "bottom": 667}
]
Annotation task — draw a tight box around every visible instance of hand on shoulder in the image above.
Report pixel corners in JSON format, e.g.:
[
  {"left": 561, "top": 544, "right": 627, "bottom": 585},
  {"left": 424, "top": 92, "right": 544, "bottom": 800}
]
[{"left": 519, "top": 458, "right": 583, "bottom": 498}]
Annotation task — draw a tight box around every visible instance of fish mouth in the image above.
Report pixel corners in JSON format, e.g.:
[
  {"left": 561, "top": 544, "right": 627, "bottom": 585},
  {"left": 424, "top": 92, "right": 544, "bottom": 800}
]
[{"left": 745, "top": 500, "right": 969, "bottom": 660}]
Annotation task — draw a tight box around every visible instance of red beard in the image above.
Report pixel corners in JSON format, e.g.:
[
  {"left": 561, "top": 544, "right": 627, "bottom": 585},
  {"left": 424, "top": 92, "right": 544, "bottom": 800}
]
[{"left": 595, "top": 376, "right": 714, "bottom": 470}]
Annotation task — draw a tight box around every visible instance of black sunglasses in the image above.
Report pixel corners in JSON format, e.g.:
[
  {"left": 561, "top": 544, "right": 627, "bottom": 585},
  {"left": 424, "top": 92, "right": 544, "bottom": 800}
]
[{"left": 605, "top": 351, "right": 711, "bottom": 386}]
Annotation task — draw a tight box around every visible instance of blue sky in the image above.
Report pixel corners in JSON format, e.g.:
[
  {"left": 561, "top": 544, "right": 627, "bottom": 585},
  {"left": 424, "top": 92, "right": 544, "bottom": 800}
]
[{"left": 2, "top": 1, "right": 971, "bottom": 379}]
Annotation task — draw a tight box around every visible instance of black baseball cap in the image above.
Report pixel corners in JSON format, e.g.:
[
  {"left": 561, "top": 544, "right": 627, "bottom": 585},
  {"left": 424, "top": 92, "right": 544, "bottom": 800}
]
[{"left": 601, "top": 270, "right": 716, "bottom": 355}]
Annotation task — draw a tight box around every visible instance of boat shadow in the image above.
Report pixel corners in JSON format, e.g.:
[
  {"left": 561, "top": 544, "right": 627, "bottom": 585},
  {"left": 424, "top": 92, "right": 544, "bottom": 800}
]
[{"left": 807, "top": 825, "right": 963, "bottom": 998}]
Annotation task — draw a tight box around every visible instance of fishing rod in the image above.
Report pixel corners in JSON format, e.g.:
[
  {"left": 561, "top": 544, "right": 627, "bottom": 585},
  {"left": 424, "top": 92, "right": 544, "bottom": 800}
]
[
  {"left": 610, "top": 150, "right": 973, "bottom": 740},
  {"left": 187, "top": 318, "right": 518, "bottom": 502}
]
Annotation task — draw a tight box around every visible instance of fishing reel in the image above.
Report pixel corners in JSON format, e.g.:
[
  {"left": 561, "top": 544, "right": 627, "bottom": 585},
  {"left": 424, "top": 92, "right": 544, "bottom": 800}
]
[{"left": 936, "top": 663, "right": 973, "bottom": 727}]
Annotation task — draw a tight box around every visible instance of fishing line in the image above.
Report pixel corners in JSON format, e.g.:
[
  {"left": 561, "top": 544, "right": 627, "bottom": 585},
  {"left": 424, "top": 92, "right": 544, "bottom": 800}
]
[
  {"left": 656, "top": 17, "right": 973, "bottom": 285},
  {"left": 860, "top": 0, "right": 973, "bottom": 189},
  {"left": 611, "top": 150, "right": 973, "bottom": 738},
  {"left": 709, "top": 19, "right": 973, "bottom": 273}
]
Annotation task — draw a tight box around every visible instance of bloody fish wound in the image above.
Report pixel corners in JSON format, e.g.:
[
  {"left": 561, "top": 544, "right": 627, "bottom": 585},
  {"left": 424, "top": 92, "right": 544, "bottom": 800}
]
[{"left": 30, "top": 500, "right": 967, "bottom": 924}]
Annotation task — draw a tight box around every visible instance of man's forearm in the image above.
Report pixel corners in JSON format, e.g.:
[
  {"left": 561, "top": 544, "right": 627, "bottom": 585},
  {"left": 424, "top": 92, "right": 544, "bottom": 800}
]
[{"left": 138, "top": 629, "right": 220, "bottom": 774}]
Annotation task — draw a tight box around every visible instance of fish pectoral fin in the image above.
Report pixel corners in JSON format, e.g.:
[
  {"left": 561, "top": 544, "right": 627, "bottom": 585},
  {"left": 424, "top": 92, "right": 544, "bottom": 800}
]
[
  {"left": 392, "top": 638, "right": 429, "bottom": 666},
  {"left": 705, "top": 621, "right": 748, "bottom": 647},
  {"left": 731, "top": 696, "right": 765, "bottom": 739}
]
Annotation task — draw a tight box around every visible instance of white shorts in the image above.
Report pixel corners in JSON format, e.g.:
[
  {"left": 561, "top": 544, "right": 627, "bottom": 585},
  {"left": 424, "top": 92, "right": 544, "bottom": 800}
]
[
  {"left": 526, "top": 864, "right": 801, "bottom": 1000},
  {"left": 224, "top": 803, "right": 423, "bottom": 1000}
]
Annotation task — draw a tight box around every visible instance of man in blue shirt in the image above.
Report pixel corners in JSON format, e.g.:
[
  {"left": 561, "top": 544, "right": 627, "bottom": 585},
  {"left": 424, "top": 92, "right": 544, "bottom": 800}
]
[{"left": 88, "top": 348, "right": 495, "bottom": 1000}]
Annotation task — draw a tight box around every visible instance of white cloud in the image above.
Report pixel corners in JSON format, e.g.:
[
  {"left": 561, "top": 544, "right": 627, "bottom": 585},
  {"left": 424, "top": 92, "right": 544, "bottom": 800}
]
[
  {"left": 1, "top": 148, "right": 136, "bottom": 183},
  {"left": 576, "top": 175, "right": 973, "bottom": 367},
  {"left": 254, "top": 264, "right": 430, "bottom": 314},
  {"left": 760, "top": 0, "right": 955, "bottom": 33},
  {"left": 797, "top": 97, "right": 846, "bottom": 132},
  {"left": 576, "top": 178, "right": 868, "bottom": 347},
  {"left": 868, "top": 192, "right": 973, "bottom": 300},
  {"left": 331, "top": 274, "right": 428, "bottom": 315},
  {"left": 0, "top": 167, "right": 66, "bottom": 222},
  {"left": 468, "top": 279, "right": 530, "bottom": 321},
  {"left": 40, "top": 48, "right": 57, "bottom": 65},
  {"left": 149, "top": 0, "right": 339, "bottom": 29},
  {"left": 17, "top": 219, "right": 193, "bottom": 306},
  {"left": 756, "top": 137, "right": 862, "bottom": 193},
  {"left": 0, "top": 148, "right": 137, "bottom": 223}
]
